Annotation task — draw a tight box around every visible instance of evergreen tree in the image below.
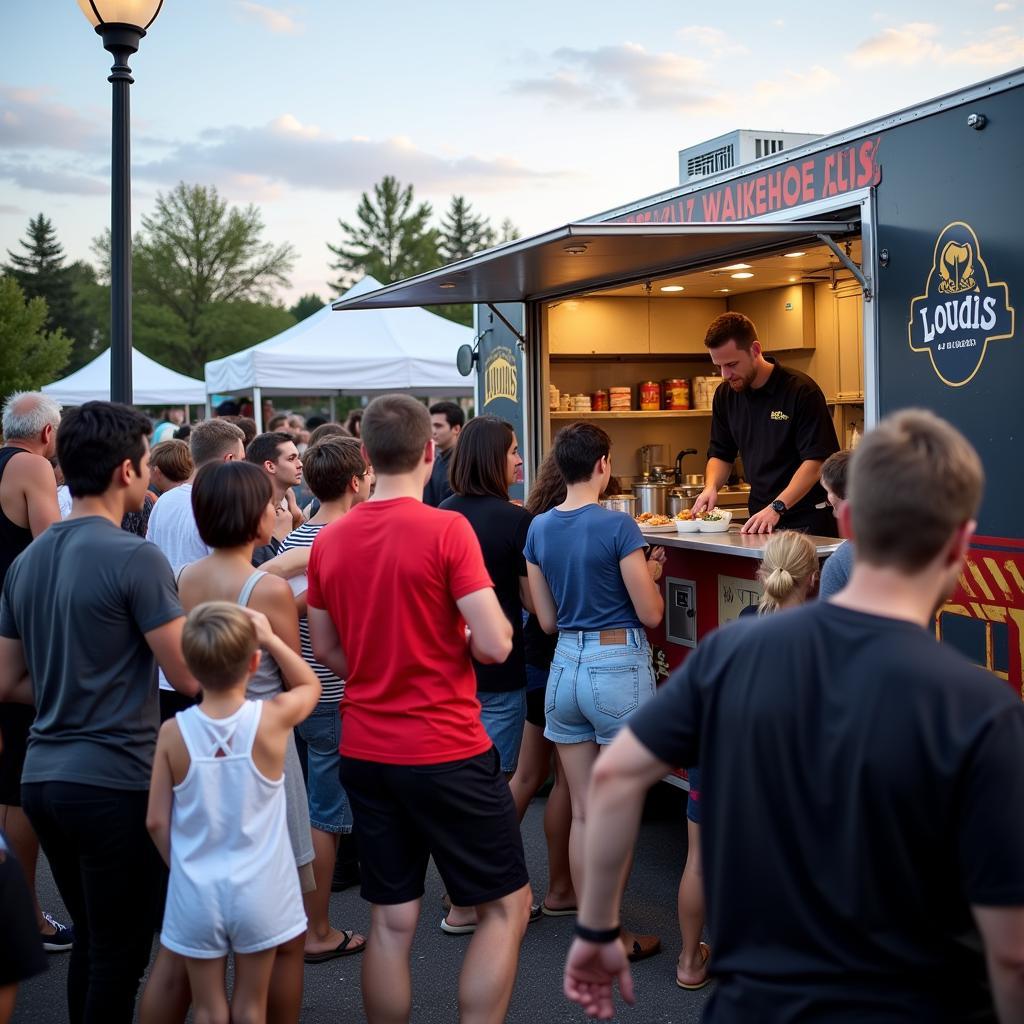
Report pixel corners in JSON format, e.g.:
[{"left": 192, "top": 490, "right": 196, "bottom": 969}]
[
  {"left": 498, "top": 218, "right": 521, "bottom": 243},
  {"left": 289, "top": 293, "right": 324, "bottom": 321},
  {"left": 327, "top": 176, "right": 440, "bottom": 290},
  {"left": 438, "top": 196, "right": 496, "bottom": 264},
  {"left": 0, "top": 278, "right": 72, "bottom": 397}
]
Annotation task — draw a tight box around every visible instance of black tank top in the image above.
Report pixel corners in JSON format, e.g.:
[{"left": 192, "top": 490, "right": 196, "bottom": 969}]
[{"left": 0, "top": 447, "right": 36, "bottom": 588}]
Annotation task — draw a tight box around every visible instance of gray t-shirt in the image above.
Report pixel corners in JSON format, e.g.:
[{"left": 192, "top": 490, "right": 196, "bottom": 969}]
[
  {"left": 819, "top": 539, "right": 854, "bottom": 598},
  {"left": 0, "top": 516, "right": 182, "bottom": 790}
]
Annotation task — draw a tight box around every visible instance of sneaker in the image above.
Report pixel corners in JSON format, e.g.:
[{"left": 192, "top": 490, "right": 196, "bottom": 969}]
[{"left": 40, "top": 911, "right": 74, "bottom": 953}]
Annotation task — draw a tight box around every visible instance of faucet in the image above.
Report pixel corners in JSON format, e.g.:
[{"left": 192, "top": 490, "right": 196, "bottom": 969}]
[{"left": 674, "top": 448, "right": 698, "bottom": 486}]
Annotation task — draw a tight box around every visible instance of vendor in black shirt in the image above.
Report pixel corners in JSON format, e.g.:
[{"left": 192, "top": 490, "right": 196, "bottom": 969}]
[{"left": 692, "top": 312, "right": 839, "bottom": 536}]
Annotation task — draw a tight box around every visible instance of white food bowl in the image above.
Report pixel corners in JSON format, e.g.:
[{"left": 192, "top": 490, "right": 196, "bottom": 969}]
[
  {"left": 674, "top": 518, "right": 700, "bottom": 533},
  {"left": 697, "top": 509, "right": 733, "bottom": 533}
]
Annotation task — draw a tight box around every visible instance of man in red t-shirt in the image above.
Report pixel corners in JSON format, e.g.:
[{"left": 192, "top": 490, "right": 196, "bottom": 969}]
[{"left": 307, "top": 394, "right": 530, "bottom": 1024}]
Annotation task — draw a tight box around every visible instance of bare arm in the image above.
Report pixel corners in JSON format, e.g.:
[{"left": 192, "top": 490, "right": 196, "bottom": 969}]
[
  {"left": 620, "top": 548, "right": 664, "bottom": 629},
  {"left": 519, "top": 575, "right": 536, "bottom": 615},
  {"left": 252, "top": 576, "right": 301, "bottom": 655},
  {"left": 692, "top": 457, "right": 733, "bottom": 515},
  {"left": 974, "top": 905, "right": 1024, "bottom": 1023},
  {"left": 145, "top": 725, "right": 176, "bottom": 866},
  {"left": 0, "top": 636, "right": 33, "bottom": 704},
  {"left": 244, "top": 610, "right": 321, "bottom": 724},
  {"left": 742, "top": 458, "right": 825, "bottom": 535},
  {"left": 259, "top": 547, "right": 309, "bottom": 579},
  {"left": 456, "top": 587, "right": 513, "bottom": 664},
  {"left": 309, "top": 606, "right": 347, "bottom": 680},
  {"left": 145, "top": 618, "right": 200, "bottom": 698},
  {"left": 22, "top": 458, "right": 61, "bottom": 537},
  {"left": 526, "top": 562, "right": 558, "bottom": 634}
]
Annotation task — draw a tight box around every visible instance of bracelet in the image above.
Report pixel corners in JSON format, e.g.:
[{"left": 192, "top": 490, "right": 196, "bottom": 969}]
[{"left": 574, "top": 921, "right": 622, "bottom": 944}]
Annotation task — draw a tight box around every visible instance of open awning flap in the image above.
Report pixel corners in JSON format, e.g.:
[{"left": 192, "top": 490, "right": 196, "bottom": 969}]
[{"left": 333, "top": 220, "right": 859, "bottom": 310}]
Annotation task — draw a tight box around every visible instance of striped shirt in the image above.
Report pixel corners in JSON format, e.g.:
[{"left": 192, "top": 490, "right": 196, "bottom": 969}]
[{"left": 280, "top": 522, "right": 343, "bottom": 704}]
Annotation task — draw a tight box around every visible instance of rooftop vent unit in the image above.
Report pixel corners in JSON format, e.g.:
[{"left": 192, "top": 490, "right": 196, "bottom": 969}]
[{"left": 678, "top": 130, "right": 822, "bottom": 185}]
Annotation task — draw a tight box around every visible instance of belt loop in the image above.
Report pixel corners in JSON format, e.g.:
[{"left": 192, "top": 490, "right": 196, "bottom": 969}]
[{"left": 577, "top": 630, "right": 584, "bottom": 648}]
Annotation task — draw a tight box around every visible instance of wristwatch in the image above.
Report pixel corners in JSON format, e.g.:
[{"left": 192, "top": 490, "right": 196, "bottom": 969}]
[{"left": 770, "top": 499, "right": 787, "bottom": 516}]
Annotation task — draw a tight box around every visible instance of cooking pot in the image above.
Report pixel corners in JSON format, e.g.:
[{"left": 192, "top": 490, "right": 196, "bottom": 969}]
[
  {"left": 600, "top": 494, "right": 637, "bottom": 516},
  {"left": 667, "top": 489, "right": 691, "bottom": 518},
  {"left": 681, "top": 473, "right": 705, "bottom": 487},
  {"left": 632, "top": 482, "right": 669, "bottom": 516}
]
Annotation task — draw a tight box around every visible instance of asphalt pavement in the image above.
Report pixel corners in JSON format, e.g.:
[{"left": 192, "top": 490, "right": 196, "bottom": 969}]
[{"left": 13, "top": 786, "right": 712, "bottom": 1023}]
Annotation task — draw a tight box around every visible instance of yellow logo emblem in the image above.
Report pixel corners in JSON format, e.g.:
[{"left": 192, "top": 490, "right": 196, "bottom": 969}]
[
  {"left": 770, "top": 410, "right": 789, "bottom": 421},
  {"left": 484, "top": 346, "right": 518, "bottom": 406}
]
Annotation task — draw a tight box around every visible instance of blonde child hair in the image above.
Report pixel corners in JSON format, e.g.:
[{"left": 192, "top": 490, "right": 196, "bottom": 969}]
[
  {"left": 757, "top": 532, "right": 819, "bottom": 614},
  {"left": 181, "top": 601, "right": 258, "bottom": 690}
]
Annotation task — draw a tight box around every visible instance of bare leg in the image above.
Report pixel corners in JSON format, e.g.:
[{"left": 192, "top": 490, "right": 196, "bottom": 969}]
[
  {"left": 266, "top": 931, "right": 304, "bottom": 1024},
  {"left": 182, "top": 956, "right": 229, "bottom": 1024},
  {"left": 0, "top": 805, "right": 44, "bottom": 930},
  {"left": 676, "top": 819, "right": 708, "bottom": 987},
  {"left": 138, "top": 946, "right": 192, "bottom": 1024},
  {"left": 230, "top": 948, "right": 277, "bottom": 1024},
  {"left": 458, "top": 885, "right": 531, "bottom": 1024},
  {"left": 0, "top": 983, "right": 17, "bottom": 1024},
  {"left": 303, "top": 829, "right": 365, "bottom": 956},
  {"left": 542, "top": 752, "right": 575, "bottom": 910},
  {"left": 553, "top": 740, "right": 599, "bottom": 898},
  {"left": 508, "top": 724, "right": 551, "bottom": 820},
  {"left": 362, "top": 899, "right": 419, "bottom": 1024}
]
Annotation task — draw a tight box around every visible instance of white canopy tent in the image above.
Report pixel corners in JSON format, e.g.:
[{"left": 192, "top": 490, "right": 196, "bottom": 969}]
[
  {"left": 43, "top": 347, "right": 207, "bottom": 409},
  {"left": 204, "top": 276, "right": 473, "bottom": 430}
]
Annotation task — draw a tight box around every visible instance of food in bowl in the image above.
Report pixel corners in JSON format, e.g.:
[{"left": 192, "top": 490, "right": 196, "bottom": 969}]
[{"left": 674, "top": 509, "right": 693, "bottom": 521}]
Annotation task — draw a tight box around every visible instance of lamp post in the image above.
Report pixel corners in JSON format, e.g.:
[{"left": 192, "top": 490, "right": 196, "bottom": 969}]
[{"left": 77, "top": 0, "right": 164, "bottom": 405}]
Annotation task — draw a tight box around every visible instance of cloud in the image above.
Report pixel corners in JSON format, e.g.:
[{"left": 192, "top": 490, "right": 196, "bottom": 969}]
[
  {"left": 0, "top": 203, "right": 24, "bottom": 214},
  {"left": 676, "top": 26, "right": 748, "bottom": 57},
  {"left": 236, "top": 1, "right": 301, "bottom": 34},
  {"left": 0, "top": 86, "right": 104, "bottom": 153},
  {"left": 133, "top": 115, "right": 563, "bottom": 195},
  {"left": 753, "top": 65, "right": 840, "bottom": 103},
  {"left": 994, "top": 2, "right": 1014, "bottom": 10},
  {"left": 0, "top": 159, "right": 107, "bottom": 195},
  {"left": 511, "top": 41, "right": 718, "bottom": 111},
  {"left": 849, "top": 22, "right": 1024, "bottom": 67}
]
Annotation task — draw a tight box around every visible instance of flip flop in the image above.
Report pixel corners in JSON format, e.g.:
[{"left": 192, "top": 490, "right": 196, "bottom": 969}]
[
  {"left": 540, "top": 903, "right": 578, "bottom": 917},
  {"left": 625, "top": 933, "right": 662, "bottom": 963},
  {"left": 304, "top": 930, "right": 366, "bottom": 964},
  {"left": 440, "top": 904, "right": 543, "bottom": 935},
  {"left": 676, "top": 942, "right": 711, "bottom": 990}
]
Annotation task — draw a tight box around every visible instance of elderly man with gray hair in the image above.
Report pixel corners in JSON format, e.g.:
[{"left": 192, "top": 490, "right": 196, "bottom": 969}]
[{"left": 0, "top": 390, "right": 72, "bottom": 954}]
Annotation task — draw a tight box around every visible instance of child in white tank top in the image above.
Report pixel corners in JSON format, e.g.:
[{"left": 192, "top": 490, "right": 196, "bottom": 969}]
[{"left": 146, "top": 601, "right": 321, "bottom": 1024}]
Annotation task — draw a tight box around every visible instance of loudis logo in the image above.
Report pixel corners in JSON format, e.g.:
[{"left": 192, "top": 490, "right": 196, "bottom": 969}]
[
  {"left": 483, "top": 346, "right": 518, "bottom": 406},
  {"left": 908, "top": 222, "right": 1015, "bottom": 387}
]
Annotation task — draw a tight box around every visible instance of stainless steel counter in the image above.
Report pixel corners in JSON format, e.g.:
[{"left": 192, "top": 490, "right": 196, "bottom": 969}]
[{"left": 640, "top": 525, "right": 841, "bottom": 560}]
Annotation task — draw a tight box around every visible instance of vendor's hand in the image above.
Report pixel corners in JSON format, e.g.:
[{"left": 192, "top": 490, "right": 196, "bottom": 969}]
[
  {"left": 241, "top": 608, "right": 275, "bottom": 648},
  {"left": 647, "top": 546, "right": 666, "bottom": 582},
  {"left": 691, "top": 487, "right": 718, "bottom": 516},
  {"left": 285, "top": 490, "right": 304, "bottom": 528},
  {"left": 564, "top": 937, "right": 635, "bottom": 1020},
  {"left": 741, "top": 506, "right": 781, "bottom": 535}
]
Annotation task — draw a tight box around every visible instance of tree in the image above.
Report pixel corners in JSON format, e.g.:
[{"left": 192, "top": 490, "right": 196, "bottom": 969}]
[
  {"left": 498, "top": 218, "right": 521, "bottom": 243},
  {"left": 327, "top": 176, "right": 439, "bottom": 290},
  {"left": 438, "top": 196, "right": 495, "bottom": 264},
  {"left": 93, "top": 182, "right": 296, "bottom": 371},
  {"left": 289, "top": 293, "right": 324, "bottom": 321},
  {"left": 5, "top": 215, "right": 100, "bottom": 371},
  {"left": 0, "top": 278, "right": 72, "bottom": 398}
]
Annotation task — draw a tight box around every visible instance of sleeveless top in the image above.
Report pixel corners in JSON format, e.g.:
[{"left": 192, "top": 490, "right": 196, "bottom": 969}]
[
  {"left": 236, "top": 570, "right": 314, "bottom": 867},
  {"left": 0, "top": 448, "right": 35, "bottom": 588}
]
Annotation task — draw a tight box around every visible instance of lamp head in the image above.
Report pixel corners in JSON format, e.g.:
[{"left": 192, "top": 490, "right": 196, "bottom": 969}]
[{"left": 76, "top": 0, "right": 164, "bottom": 32}]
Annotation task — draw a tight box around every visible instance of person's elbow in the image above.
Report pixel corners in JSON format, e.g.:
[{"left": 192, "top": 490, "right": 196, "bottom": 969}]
[
  {"left": 538, "top": 610, "right": 558, "bottom": 634},
  {"left": 166, "top": 668, "right": 200, "bottom": 699},
  {"left": 638, "top": 596, "right": 664, "bottom": 630},
  {"left": 475, "top": 620, "right": 514, "bottom": 665}
]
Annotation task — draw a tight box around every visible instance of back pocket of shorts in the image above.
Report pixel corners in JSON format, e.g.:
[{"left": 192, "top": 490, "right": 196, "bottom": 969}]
[
  {"left": 544, "top": 664, "right": 563, "bottom": 716},
  {"left": 588, "top": 664, "right": 639, "bottom": 719}
]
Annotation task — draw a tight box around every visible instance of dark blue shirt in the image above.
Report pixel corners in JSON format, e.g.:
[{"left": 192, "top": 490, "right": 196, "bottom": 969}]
[{"left": 524, "top": 504, "right": 646, "bottom": 631}]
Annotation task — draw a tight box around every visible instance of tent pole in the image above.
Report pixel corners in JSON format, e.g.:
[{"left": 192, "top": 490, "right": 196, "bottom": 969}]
[
  {"left": 204, "top": 395, "right": 212, "bottom": 419},
  {"left": 329, "top": 394, "right": 337, "bottom": 423},
  {"left": 184, "top": 403, "right": 190, "bottom": 424},
  {"left": 253, "top": 387, "right": 264, "bottom": 433}
]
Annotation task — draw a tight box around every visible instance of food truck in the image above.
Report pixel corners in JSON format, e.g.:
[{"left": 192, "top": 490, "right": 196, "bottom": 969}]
[{"left": 337, "top": 67, "right": 1024, "bottom": 696}]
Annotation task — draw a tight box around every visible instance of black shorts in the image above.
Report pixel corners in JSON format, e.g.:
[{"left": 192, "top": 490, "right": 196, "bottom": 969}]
[
  {"left": 0, "top": 840, "right": 47, "bottom": 986},
  {"left": 158, "top": 689, "right": 197, "bottom": 724},
  {"left": 340, "top": 745, "right": 529, "bottom": 907},
  {"left": 525, "top": 687, "right": 546, "bottom": 729},
  {"left": 0, "top": 703, "right": 34, "bottom": 806}
]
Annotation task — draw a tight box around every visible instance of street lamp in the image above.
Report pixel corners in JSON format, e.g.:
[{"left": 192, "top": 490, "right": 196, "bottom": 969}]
[{"left": 76, "top": 1, "right": 164, "bottom": 405}]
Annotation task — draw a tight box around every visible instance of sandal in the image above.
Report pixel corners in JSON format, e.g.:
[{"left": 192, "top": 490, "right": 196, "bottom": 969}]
[
  {"left": 541, "top": 903, "right": 578, "bottom": 917},
  {"left": 304, "top": 930, "right": 366, "bottom": 963},
  {"left": 676, "top": 942, "right": 711, "bottom": 990},
  {"left": 625, "top": 932, "right": 662, "bottom": 963},
  {"left": 440, "top": 903, "right": 542, "bottom": 935}
]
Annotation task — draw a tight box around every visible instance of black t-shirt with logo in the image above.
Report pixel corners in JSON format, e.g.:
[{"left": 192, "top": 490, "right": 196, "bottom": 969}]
[
  {"left": 708, "top": 358, "right": 838, "bottom": 531},
  {"left": 629, "top": 602, "right": 1024, "bottom": 1023}
]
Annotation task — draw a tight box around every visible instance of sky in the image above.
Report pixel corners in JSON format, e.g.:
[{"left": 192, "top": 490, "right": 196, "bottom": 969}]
[{"left": 2, "top": 1, "right": 1023, "bottom": 305}]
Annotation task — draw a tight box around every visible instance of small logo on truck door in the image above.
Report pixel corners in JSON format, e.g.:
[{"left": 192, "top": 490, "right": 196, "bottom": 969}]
[{"left": 908, "top": 222, "right": 1014, "bottom": 387}]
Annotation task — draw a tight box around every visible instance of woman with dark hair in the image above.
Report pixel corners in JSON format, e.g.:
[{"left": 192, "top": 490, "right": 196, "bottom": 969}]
[
  {"left": 343, "top": 408, "right": 362, "bottom": 439},
  {"left": 140, "top": 461, "right": 325, "bottom": 1024},
  {"left": 438, "top": 415, "right": 534, "bottom": 933}
]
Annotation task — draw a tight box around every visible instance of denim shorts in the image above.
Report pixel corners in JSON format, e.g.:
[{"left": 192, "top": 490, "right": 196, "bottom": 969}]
[
  {"left": 478, "top": 689, "right": 527, "bottom": 773},
  {"left": 295, "top": 702, "right": 353, "bottom": 834},
  {"left": 544, "top": 629, "right": 656, "bottom": 746}
]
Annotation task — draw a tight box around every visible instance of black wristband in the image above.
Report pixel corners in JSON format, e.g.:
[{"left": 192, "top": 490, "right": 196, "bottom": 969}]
[{"left": 574, "top": 922, "right": 622, "bottom": 944}]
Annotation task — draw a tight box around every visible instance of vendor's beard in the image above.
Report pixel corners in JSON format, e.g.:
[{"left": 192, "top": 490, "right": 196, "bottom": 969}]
[{"left": 729, "top": 366, "right": 758, "bottom": 392}]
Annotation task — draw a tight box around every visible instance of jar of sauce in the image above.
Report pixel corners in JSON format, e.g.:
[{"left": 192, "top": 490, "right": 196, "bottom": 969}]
[
  {"left": 662, "top": 378, "right": 690, "bottom": 410},
  {"left": 591, "top": 389, "right": 609, "bottom": 411},
  {"left": 639, "top": 380, "right": 661, "bottom": 410}
]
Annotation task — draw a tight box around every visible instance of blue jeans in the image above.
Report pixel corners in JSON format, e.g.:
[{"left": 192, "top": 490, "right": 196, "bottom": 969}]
[
  {"left": 477, "top": 689, "right": 527, "bottom": 773},
  {"left": 544, "top": 628, "right": 656, "bottom": 746},
  {"left": 295, "top": 703, "right": 353, "bottom": 834}
]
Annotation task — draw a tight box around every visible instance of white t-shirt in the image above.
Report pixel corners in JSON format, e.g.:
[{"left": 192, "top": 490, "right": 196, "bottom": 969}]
[{"left": 145, "top": 483, "right": 211, "bottom": 691}]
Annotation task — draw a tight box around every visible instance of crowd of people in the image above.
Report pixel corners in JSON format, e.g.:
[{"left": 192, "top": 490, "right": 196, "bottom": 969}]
[{"left": 1, "top": 383, "right": 1023, "bottom": 1024}]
